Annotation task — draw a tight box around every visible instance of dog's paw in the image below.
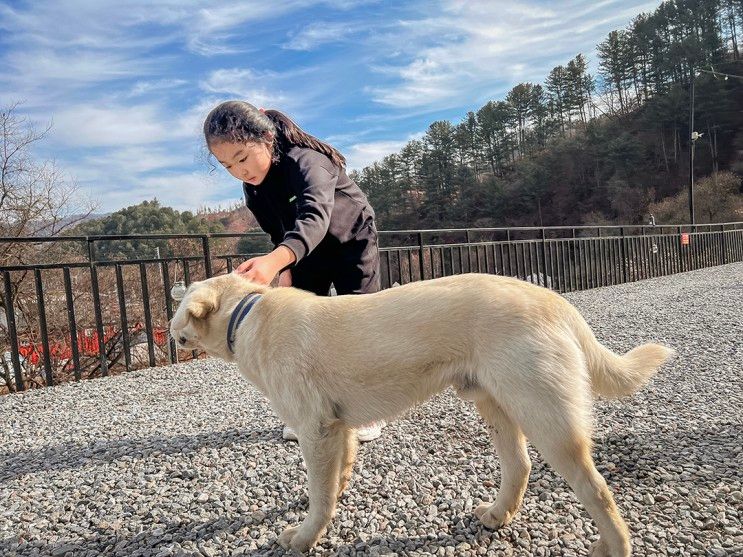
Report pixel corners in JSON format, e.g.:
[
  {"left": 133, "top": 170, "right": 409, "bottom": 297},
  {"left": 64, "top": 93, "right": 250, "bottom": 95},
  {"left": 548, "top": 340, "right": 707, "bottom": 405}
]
[
  {"left": 589, "top": 538, "right": 629, "bottom": 557},
  {"left": 474, "top": 502, "right": 514, "bottom": 529},
  {"left": 278, "top": 526, "right": 299, "bottom": 550},
  {"left": 589, "top": 538, "right": 611, "bottom": 557},
  {"left": 277, "top": 524, "right": 319, "bottom": 553}
]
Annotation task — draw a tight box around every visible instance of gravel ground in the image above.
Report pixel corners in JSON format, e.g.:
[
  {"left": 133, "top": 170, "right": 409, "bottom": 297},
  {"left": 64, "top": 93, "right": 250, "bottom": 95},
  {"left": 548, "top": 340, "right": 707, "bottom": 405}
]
[{"left": 1, "top": 263, "right": 741, "bottom": 557}]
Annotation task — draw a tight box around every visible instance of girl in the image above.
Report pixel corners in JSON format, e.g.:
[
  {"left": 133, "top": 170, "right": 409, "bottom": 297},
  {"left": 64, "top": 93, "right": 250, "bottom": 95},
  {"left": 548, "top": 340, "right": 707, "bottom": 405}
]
[{"left": 203, "top": 100, "right": 383, "bottom": 442}]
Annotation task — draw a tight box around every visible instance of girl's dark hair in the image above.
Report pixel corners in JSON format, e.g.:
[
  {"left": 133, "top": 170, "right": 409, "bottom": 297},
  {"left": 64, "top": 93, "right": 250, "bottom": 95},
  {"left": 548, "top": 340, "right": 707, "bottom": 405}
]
[{"left": 203, "top": 100, "right": 346, "bottom": 168}]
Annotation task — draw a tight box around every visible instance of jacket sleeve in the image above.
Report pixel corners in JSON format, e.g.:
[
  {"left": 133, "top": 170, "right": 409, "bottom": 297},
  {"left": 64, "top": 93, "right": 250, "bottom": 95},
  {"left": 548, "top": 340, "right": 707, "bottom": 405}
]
[{"left": 279, "top": 152, "right": 338, "bottom": 263}]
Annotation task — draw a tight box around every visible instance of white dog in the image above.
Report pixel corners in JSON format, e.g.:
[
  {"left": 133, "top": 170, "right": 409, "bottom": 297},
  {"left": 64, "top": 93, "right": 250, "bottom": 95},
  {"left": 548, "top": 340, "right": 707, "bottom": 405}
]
[{"left": 170, "top": 272, "right": 673, "bottom": 556}]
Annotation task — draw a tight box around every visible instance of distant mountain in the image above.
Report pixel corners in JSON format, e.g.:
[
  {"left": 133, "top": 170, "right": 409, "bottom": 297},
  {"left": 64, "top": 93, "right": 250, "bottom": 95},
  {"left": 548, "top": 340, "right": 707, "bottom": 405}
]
[
  {"left": 26, "top": 213, "right": 110, "bottom": 237},
  {"left": 199, "top": 205, "right": 259, "bottom": 234}
]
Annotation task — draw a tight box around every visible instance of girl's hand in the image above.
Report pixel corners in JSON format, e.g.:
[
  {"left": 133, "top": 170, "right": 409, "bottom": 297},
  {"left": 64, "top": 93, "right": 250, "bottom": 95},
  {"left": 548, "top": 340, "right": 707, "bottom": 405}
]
[
  {"left": 278, "top": 269, "right": 292, "bottom": 287},
  {"left": 235, "top": 246, "right": 296, "bottom": 285},
  {"left": 235, "top": 255, "right": 279, "bottom": 285}
]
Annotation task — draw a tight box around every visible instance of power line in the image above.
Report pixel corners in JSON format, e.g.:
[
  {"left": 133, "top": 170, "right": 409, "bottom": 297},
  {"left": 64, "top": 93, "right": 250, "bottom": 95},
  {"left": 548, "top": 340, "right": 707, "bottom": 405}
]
[{"left": 697, "top": 67, "right": 743, "bottom": 81}]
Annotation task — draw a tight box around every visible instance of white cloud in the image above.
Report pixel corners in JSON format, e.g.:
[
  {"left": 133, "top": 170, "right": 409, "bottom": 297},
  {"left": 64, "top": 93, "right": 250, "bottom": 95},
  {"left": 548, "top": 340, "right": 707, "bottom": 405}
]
[
  {"left": 171, "top": 98, "right": 225, "bottom": 149},
  {"left": 6, "top": 50, "right": 152, "bottom": 85},
  {"left": 185, "top": 3, "right": 295, "bottom": 54},
  {"left": 0, "top": 0, "right": 667, "bottom": 213},
  {"left": 184, "top": 1, "right": 345, "bottom": 55},
  {"left": 82, "top": 146, "right": 192, "bottom": 175},
  {"left": 1, "top": 0, "right": 380, "bottom": 57},
  {"left": 0, "top": 50, "right": 164, "bottom": 110},
  {"left": 0, "top": 1, "right": 180, "bottom": 49},
  {"left": 344, "top": 132, "right": 424, "bottom": 171},
  {"left": 199, "top": 68, "right": 292, "bottom": 108},
  {"left": 196, "top": 66, "right": 336, "bottom": 118},
  {"left": 128, "top": 79, "right": 189, "bottom": 97},
  {"left": 81, "top": 170, "right": 240, "bottom": 213},
  {"left": 40, "top": 97, "right": 226, "bottom": 152},
  {"left": 136, "top": 171, "right": 239, "bottom": 211},
  {"left": 182, "top": 0, "right": 380, "bottom": 54},
  {"left": 49, "top": 104, "right": 174, "bottom": 147},
  {"left": 284, "top": 21, "right": 360, "bottom": 51},
  {"left": 368, "top": 0, "right": 663, "bottom": 110}
]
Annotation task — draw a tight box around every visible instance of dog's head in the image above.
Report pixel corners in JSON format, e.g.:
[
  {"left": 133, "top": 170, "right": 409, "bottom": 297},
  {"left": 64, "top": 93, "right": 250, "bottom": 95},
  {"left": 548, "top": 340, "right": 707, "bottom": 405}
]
[{"left": 170, "top": 273, "right": 266, "bottom": 358}]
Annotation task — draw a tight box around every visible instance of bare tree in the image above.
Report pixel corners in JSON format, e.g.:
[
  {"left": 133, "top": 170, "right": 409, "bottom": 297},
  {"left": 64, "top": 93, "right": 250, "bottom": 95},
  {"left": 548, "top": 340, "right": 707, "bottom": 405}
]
[
  {"left": 1, "top": 102, "right": 96, "bottom": 247},
  {"left": 1, "top": 102, "right": 96, "bottom": 391}
]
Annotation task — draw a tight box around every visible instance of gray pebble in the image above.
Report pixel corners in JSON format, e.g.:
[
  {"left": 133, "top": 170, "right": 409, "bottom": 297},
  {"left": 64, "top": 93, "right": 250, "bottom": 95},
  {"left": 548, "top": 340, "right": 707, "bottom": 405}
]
[{"left": 1, "top": 263, "right": 741, "bottom": 557}]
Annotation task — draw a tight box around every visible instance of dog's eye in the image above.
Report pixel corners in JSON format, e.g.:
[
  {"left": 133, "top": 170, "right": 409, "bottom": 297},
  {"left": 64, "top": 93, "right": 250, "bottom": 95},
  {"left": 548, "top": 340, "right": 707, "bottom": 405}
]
[{"left": 179, "top": 336, "right": 187, "bottom": 344}]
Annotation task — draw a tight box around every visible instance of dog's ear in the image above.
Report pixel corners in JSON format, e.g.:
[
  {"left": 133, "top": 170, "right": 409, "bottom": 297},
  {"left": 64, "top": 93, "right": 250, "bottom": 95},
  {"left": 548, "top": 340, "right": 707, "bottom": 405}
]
[{"left": 187, "top": 285, "right": 220, "bottom": 319}]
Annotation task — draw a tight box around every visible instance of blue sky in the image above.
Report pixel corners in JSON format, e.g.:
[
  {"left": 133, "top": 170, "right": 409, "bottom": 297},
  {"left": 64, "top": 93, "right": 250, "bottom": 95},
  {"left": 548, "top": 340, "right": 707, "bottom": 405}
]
[{"left": 0, "top": 0, "right": 662, "bottom": 214}]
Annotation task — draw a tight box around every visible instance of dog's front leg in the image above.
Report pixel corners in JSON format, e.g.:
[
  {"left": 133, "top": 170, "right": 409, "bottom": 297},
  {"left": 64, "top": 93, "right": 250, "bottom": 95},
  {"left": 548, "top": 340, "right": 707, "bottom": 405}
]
[{"left": 278, "top": 424, "right": 344, "bottom": 552}]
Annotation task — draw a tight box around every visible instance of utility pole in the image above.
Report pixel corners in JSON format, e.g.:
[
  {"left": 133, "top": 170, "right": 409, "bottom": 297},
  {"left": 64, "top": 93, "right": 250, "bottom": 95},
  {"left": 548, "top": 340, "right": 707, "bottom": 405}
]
[
  {"left": 688, "top": 66, "right": 743, "bottom": 224},
  {"left": 689, "top": 67, "right": 695, "bottom": 225}
]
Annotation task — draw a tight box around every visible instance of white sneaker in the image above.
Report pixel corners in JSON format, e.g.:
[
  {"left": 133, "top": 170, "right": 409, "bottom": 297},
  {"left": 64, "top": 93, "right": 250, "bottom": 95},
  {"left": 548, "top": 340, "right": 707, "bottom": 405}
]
[
  {"left": 283, "top": 422, "right": 385, "bottom": 442},
  {"left": 356, "top": 421, "right": 385, "bottom": 442},
  {"left": 282, "top": 425, "right": 299, "bottom": 441}
]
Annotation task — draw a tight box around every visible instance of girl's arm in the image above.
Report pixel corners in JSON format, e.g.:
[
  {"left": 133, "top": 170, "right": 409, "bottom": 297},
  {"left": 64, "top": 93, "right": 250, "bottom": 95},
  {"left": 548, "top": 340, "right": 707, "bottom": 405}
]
[
  {"left": 278, "top": 150, "right": 338, "bottom": 264},
  {"left": 236, "top": 149, "right": 338, "bottom": 285}
]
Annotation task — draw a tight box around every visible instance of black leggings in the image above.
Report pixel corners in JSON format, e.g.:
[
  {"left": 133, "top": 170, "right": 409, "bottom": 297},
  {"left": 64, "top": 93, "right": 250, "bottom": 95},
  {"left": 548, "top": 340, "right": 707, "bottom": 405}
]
[{"left": 290, "top": 222, "right": 380, "bottom": 296}]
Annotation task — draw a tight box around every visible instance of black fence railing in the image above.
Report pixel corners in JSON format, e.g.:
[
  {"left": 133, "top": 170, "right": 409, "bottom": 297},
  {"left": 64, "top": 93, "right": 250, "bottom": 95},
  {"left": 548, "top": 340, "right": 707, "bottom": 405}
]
[{"left": 1, "top": 222, "right": 742, "bottom": 393}]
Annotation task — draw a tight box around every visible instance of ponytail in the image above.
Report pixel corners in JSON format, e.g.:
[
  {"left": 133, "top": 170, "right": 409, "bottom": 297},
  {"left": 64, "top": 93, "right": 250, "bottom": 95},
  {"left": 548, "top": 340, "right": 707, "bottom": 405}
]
[
  {"left": 262, "top": 109, "right": 346, "bottom": 168},
  {"left": 203, "top": 101, "right": 346, "bottom": 169}
]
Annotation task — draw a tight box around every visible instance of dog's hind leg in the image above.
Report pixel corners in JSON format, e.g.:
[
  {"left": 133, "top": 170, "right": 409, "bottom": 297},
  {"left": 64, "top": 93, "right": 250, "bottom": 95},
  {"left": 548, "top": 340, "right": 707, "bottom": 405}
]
[
  {"left": 336, "top": 426, "right": 358, "bottom": 500},
  {"left": 527, "top": 430, "right": 631, "bottom": 557},
  {"left": 504, "top": 366, "right": 631, "bottom": 557},
  {"left": 277, "top": 422, "right": 346, "bottom": 553},
  {"left": 473, "top": 397, "right": 531, "bottom": 529}
]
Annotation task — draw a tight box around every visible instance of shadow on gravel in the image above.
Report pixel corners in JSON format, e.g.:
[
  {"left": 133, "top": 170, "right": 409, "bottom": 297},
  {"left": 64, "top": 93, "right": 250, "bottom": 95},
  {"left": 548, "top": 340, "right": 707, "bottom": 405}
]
[
  {"left": 0, "top": 497, "right": 516, "bottom": 557},
  {"left": 249, "top": 530, "right": 514, "bottom": 557},
  {"left": 3, "top": 421, "right": 739, "bottom": 555},
  {"left": 0, "top": 502, "right": 290, "bottom": 557},
  {"left": 0, "top": 427, "right": 283, "bottom": 482},
  {"left": 592, "top": 423, "right": 741, "bottom": 486},
  {"left": 3, "top": 420, "right": 740, "bottom": 486}
]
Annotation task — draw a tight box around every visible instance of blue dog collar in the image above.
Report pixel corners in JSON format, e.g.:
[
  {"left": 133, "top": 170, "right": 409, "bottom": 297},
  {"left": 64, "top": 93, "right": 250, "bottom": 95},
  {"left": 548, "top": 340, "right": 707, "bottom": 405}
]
[{"left": 227, "top": 293, "right": 262, "bottom": 353}]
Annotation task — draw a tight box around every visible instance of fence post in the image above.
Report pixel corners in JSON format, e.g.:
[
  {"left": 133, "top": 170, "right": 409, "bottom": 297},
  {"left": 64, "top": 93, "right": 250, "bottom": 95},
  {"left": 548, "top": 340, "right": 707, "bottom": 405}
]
[
  {"left": 677, "top": 226, "right": 685, "bottom": 273},
  {"left": 540, "top": 228, "right": 549, "bottom": 288},
  {"left": 34, "top": 269, "right": 53, "bottom": 386},
  {"left": 202, "top": 236, "right": 213, "bottom": 278},
  {"left": 161, "top": 261, "right": 178, "bottom": 364},
  {"left": 2, "top": 271, "right": 24, "bottom": 391},
  {"left": 597, "top": 227, "right": 604, "bottom": 286},
  {"left": 721, "top": 224, "right": 727, "bottom": 264},
  {"left": 417, "top": 232, "right": 426, "bottom": 281},
  {"left": 465, "top": 229, "right": 472, "bottom": 272},
  {"left": 88, "top": 238, "right": 109, "bottom": 377},
  {"left": 114, "top": 265, "right": 132, "bottom": 373},
  {"left": 620, "top": 227, "right": 628, "bottom": 284},
  {"left": 140, "top": 263, "right": 156, "bottom": 367},
  {"left": 63, "top": 267, "right": 82, "bottom": 380}
]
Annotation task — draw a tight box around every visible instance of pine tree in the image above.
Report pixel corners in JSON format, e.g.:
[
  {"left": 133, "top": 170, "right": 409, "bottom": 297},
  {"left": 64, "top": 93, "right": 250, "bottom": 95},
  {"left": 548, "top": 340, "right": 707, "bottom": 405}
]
[
  {"left": 476, "top": 101, "right": 514, "bottom": 177},
  {"left": 546, "top": 65, "right": 569, "bottom": 133},
  {"left": 597, "top": 30, "right": 632, "bottom": 114},
  {"left": 506, "top": 83, "right": 539, "bottom": 156}
]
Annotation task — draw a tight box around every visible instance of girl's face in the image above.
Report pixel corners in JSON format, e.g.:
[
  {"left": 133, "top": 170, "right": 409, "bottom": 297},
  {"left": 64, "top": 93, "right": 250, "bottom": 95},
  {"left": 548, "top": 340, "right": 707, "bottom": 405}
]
[{"left": 210, "top": 140, "right": 272, "bottom": 186}]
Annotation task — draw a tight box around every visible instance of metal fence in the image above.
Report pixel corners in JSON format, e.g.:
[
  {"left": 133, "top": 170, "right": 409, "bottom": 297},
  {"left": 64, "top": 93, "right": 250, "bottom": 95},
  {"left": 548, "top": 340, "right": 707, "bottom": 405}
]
[{"left": 2, "top": 222, "right": 742, "bottom": 392}]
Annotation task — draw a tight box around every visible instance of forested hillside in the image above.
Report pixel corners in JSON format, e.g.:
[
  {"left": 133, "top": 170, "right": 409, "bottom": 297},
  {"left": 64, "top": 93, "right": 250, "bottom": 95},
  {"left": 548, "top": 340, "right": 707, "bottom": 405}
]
[{"left": 351, "top": 0, "right": 743, "bottom": 228}]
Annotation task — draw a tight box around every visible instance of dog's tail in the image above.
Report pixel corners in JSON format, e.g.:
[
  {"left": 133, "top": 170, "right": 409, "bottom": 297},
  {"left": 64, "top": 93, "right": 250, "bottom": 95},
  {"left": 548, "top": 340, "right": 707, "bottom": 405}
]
[{"left": 571, "top": 313, "right": 675, "bottom": 399}]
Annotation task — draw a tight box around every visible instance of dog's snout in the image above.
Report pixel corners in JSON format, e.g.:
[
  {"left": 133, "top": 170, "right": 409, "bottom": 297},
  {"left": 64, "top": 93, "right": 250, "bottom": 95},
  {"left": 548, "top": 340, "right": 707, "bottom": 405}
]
[{"left": 178, "top": 336, "right": 187, "bottom": 345}]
